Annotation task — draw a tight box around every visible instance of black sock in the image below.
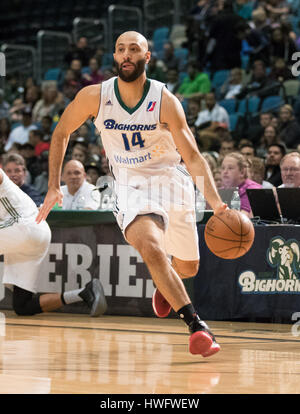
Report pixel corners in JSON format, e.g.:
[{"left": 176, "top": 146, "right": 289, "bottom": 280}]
[{"left": 176, "top": 303, "right": 199, "bottom": 326}]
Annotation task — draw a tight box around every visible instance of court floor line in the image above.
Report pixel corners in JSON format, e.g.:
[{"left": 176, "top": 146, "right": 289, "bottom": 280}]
[{"left": 4, "top": 321, "right": 300, "bottom": 344}]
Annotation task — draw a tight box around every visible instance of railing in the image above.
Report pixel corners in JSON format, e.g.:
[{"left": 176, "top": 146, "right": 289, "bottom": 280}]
[
  {"left": 37, "top": 30, "right": 72, "bottom": 83},
  {"left": 0, "top": 43, "right": 38, "bottom": 83},
  {"left": 108, "top": 5, "right": 143, "bottom": 53},
  {"left": 73, "top": 17, "right": 109, "bottom": 51}
]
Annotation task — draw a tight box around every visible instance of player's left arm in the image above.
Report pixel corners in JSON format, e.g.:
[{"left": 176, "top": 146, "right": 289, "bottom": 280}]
[{"left": 160, "top": 88, "right": 225, "bottom": 213}]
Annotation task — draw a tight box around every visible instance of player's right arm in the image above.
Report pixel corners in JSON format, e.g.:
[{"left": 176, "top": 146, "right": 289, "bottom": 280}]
[{"left": 36, "top": 85, "right": 100, "bottom": 223}]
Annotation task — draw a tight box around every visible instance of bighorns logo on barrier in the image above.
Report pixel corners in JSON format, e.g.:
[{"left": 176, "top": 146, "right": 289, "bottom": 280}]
[{"left": 239, "top": 236, "right": 300, "bottom": 293}]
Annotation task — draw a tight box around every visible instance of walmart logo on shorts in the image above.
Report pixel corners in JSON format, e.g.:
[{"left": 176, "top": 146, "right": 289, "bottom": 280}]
[{"left": 114, "top": 152, "right": 152, "bottom": 166}]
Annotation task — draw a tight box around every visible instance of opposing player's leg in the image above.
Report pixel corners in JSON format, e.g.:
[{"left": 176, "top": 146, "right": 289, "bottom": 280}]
[
  {"left": 125, "top": 214, "right": 220, "bottom": 357},
  {"left": 12, "top": 280, "right": 107, "bottom": 317}
]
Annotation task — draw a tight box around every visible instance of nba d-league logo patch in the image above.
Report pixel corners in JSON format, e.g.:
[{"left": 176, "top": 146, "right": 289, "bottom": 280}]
[{"left": 146, "top": 101, "right": 156, "bottom": 112}]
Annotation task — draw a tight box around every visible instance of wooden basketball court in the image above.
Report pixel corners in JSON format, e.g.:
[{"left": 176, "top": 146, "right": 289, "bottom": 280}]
[{"left": 0, "top": 310, "right": 299, "bottom": 394}]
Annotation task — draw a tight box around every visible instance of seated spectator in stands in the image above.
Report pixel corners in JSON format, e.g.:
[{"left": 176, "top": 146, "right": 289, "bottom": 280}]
[
  {"left": 32, "top": 150, "right": 49, "bottom": 196},
  {"left": 0, "top": 89, "right": 10, "bottom": 120},
  {"left": 64, "top": 36, "right": 95, "bottom": 67},
  {"left": 62, "top": 69, "right": 82, "bottom": 102},
  {"left": 24, "top": 85, "right": 40, "bottom": 112},
  {"left": 278, "top": 152, "right": 300, "bottom": 188},
  {"left": 219, "top": 67, "right": 243, "bottom": 100},
  {"left": 18, "top": 142, "right": 41, "bottom": 184},
  {"left": 186, "top": 98, "right": 201, "bottom": 127},
  {"left": 219, "top": 136, "right": 235, "bottom": 157},
  {"left": 77, "top": 123, "right": 91, "bottom": 143},
  {"left": 40, "top": 115, "right": 53, "bottom": 141},
  {"left": 239, "top": 142, "right": 256, "bottom": 159},
  {"left": 213, "top": 167, "right": 222, "bottom": 189},
  {"left": 165, "top": 69, "right": 181, "bottom": 95},
  {"left": 195, "top": 91, "right": 230, "bottom": 128},
  {"left": 0, "top": 118, "right": 11, "bottom": 154},
  {"left": 237, "top": 59, "right": 280, "bottom": 100},
  {"left": 264, "top": 143, "right": 286, "bottom": 186},
  {"left": 268, "top": 57, "right": 294, "bottom": 82},
  {"left": 85, "top": 162, "right": 102, "bottom": 186},
  {"left": 256, "top": 125, "right": 280, "bottom": 158},
  {"left": 221, "top": 152, "right": 262, "bottom": 216},
  {"left": 71, "top": 143, "right": 89, "bottom": 165},
  {"left": 2, "top": 153, "right": 44, "bottom": 206},
  {"left": 263, "top": 0, "right": 290, "bottom": 21},
  {"left": 29, "top": 129, "right": 50, "bottom": 158},
  {"left": 146, "top": 53, "right": 166, "bottom": 82},
  {"left": 61, "top": 160, "right": 100, "bottom": 210},
  {"left": 269, "top": 25, "right": 297, "bottom": 63},
  {"left": 277, "top": 104, "right": 300, "bottom": 149},
  {"left": 247, "top": 156, "right": 274, "bottom": 188},
  {"left": 4, "top": 107, "right": 37, "bottom": 152},
  {"left": 248, "top": 7, "right": 272, "bottom": 65},
  {"left": 246, "top": 111, "right": 273, "bottom": 144},
  {"left": 176, "top": 60, "right": 210, "bottom": 101},
  {"left": 161, "top": 41, "right": 181, "bottom": 72},
  {"left": 32, "top": 82, "right": 65, "bottom": 123},
  {"left": 82, "top": 57, "right": 105, "bottom": 86}
]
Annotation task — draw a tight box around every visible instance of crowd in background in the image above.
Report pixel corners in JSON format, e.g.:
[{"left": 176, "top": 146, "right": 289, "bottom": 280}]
[{"left": 1, "top": 0, "right": 300, "bottom": 214}]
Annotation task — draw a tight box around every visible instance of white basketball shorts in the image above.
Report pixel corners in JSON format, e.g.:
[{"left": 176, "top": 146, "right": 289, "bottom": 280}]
[
  {"left": 0, "top": 219, "right": 51, "bottom": 293},
  {"left": 114, "top": 167, "right": 199, "bottom": 261}
]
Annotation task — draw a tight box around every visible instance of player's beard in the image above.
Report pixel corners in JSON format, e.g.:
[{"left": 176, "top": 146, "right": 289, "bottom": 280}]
[{"left": 115, "top": 58, "right": 146, "bottom": 82}]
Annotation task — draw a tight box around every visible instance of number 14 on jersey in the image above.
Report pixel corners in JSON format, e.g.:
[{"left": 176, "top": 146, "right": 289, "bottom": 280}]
[{"left": 122, "top": 132, "right": 145, "bottom": 151}]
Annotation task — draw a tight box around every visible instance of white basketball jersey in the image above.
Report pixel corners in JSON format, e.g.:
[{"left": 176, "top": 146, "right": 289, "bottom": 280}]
[
  {"left": 94, "top": 77, "right": 181, "bottom": 181},
  {"left": 0, "top": 169, "right": 38, "bottom": 227}
]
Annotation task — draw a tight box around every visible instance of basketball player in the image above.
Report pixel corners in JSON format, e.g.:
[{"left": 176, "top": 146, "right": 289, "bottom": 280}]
[
  {"left": 37, "top": 31, "right": 226, "bottom": 357},
  {"left": 0, "top": 168, "right": 107, "bottom": 317}
]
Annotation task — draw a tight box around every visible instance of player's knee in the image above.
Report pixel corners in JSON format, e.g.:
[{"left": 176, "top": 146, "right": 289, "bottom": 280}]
[{"left": 173, "top": 260, "right": 199, "bottom": 279}]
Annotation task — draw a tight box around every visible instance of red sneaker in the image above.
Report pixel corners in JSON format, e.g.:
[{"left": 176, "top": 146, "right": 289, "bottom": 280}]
[
  {"left": 152, "top": 288, "right": 172, "bottom": 318},
  {"left": 189, "top": 319, "right": 221, "bottom": 357}
]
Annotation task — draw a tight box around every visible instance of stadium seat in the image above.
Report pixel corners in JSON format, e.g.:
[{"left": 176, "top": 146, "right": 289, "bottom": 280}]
[
  {"left": 219, "top": 99, "right": 237, "bottom": 114},
  {"left": 260, "top": 96, "right": 284, "bottom": 112},
  {"left": 153, "top": 26, "right": 170, "bottom": 53},
  {"left": 280, "top": 79, "right": 300, "bottom": 103},
  {"left": 44, "top": 68, "right": 63, "bottom": 81},
  {"left": 229, "top": 113, "right": 240, "bottom": 131},
  {"left": 237, "top": 96, "right": 260, "bottom": 114},
  {"left": 169, "top": 24, "right": 187, "bottom": 48},
  {"left": 211, "top": 70, "right": 230, "bottom": 91}
]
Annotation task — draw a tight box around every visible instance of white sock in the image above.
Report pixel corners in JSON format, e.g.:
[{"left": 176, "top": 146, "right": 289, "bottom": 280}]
[{"left": 62, "top": 288, "right": 85, "bottom": 305}]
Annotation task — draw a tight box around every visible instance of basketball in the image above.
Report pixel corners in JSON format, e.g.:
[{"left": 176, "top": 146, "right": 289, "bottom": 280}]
[{"left": 204, "top": 209, "right": 255, "bottom": 259}]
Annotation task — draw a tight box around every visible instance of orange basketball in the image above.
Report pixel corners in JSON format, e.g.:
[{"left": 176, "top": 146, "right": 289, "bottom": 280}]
[{"left": 204, "top": 209, "right": 255, "bottom": 259}]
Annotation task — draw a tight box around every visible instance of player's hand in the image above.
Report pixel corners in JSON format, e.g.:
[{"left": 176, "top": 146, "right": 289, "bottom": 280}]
[
  {"left": 36, "top": 188, "right": 63, "bottom": 223},
  {"left": 213, "top": 202, "right": 228, "bottom": 215}
]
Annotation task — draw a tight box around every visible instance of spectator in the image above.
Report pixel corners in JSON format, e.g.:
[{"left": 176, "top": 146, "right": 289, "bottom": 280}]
[
  {"left": 277, "top": 104, "right": 300, "bottom": 149},
  {"left": 186, "top": 98, "right": 201, "bottom": 127},
  {"left": 213, "top": 167, "right": 222, "bottom": 189},
  {"left": 219, "top": 136, "right": 236, "bottom": 157},
  {"left": 40, "top": 115, "right": 53, "bottom": 141},
  {"left": 239, "top": 142, "right": 256, "bottom": 158},
  {"left": 62, "top": 69, "right": 82, "bottom": 101},
  {"left": 82, "top": 57, "right": 105, "bottom": 86},
  {"left": 29, "top": 129, "right": 50, "bottom": 157},
  {"left": 195, "top": 91, "right": 230, "bottom": 128},
  {"left": 65, "top": 37, "right": 95, "bottom": 67},
  {"left": 165, "top": 69, "right": 181, "bottom": 95},
  {"left": 268, "top": 57, "right": 294, "bottom": 82},
  {"left": 71, "top": 143, "right": 89, "bottom": 165},
  {"left": 278, "top": 152, "right": 300, "bottom": 188},
  {"left": 2, "top": 153, "right": 44, "bottom": 206},
  {"left": 221, "top": 151, "right": 262, "bottom": 216},
  {"left": 205, "top": 1, "right": 245, "bottom": 71},
  {"left": 269, "top": 25, "right": 298, "bottom": 63},
  {"left": 32, "top": 151, "right": 49, "bottom": 196},
  {"left": 176, "top": 60, "right": 210, "bottom": 101},
  {"left": 220, "top": 67, "right": 243, "bottom": 99},
  {"left": 256, "top": 124, "right": 280, "bottom": 157},
  {"left": 0, "top": 89, "right": 10, "bottom": 119},
  {"left": 246, "top": 111, "right": 273, "bottom": 144},
  {"left": 161, "top": 41, "right": 181, "bottom": 71},
  {"left": 247, "top": 156, "right": 274, "bottom": 188},
  {"left": 237, "top": 59, "right": 280, "bottom": 100},
  {"left": 4, "top": 107, "right": 38, "bottom": 152},
  {"left": 24, "top": 85, "right": 40, "bottom": 112},
  {"left": 0, "top": 118, "right": 11, "bottom": 153},
  {"left": 263, "top": 0, "right": 290, "bottom": 23},
  {"left": 61, "top": 160, "right": 100, "bottom": 210},
  {"left": 146, "top": 53, "right": 166, "bottom": 82},
  {"left": 32, "top": 82, "right": 65, "bottom": 123},
  {"left": 264, "top": 143, "right": 286, "bottom": 186},
  {"left": 85, "top": 162, "right": 102, "bottom": 186}
]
